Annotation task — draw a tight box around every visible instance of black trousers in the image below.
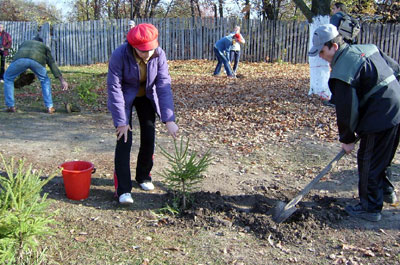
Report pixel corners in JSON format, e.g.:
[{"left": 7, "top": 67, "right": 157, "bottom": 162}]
[
  {"left": 357, "top": 124, "right": 399, "bottom": 212},
  {"left": 0, "top": 52, "right": 5, "bottom": 79},
  {"left": 114, "top": 96, "right": 156, "bottom": 196}
]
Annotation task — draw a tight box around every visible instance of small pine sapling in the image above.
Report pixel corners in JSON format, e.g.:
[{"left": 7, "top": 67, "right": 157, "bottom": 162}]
[
  {"left": 0, "top": 154, "right": 58, "bottom": 264},
  {"left": 159, "top": 137, "right": 213, "bottom": 211}
]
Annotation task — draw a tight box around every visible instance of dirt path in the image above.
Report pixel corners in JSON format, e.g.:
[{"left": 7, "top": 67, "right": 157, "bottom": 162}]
[{"left": 1, "top": 109, "right": 399, "bottom": 264}]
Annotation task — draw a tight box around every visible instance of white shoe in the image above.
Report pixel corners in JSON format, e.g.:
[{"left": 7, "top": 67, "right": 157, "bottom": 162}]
[
  {"left": 139, "top": 182, "right": 154, "bottom": 191},
  {"left": 119, "top": 193, "right": 133, "bottom": 204}
]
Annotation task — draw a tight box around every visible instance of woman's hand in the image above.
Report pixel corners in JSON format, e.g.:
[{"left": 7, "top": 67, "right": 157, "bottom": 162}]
[
  {"left": 116, "top": 125, "right": 132, "bottom": 143},
  {"left": 165, "top": 121, "right": 178, "bottom": 139}
]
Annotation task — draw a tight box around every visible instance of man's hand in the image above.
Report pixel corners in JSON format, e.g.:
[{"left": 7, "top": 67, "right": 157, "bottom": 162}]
[
  {"left": 165, "top": 121, "right": 178, "bottom": 139},
  {"left": 116, "top": 125, "right": 132, "bottom": 143},
  {"left": 342, "top": 143, "right": 355, "bottom": 154},
  {"left": 59, "top": 76, "right": 68, "bottom": 91}
]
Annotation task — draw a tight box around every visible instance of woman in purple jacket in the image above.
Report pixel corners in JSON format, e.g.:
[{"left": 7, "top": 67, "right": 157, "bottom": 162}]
[{"left": 107, "top": 23, "right": 178, "bottom": 204}]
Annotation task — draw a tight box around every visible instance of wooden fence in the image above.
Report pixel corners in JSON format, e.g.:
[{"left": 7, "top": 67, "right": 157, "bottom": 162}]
[{"left": 2, "top": 18, "right": 400, "bottom": 66}]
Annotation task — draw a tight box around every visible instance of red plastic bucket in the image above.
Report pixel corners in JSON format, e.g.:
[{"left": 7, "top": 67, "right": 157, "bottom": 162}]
[{"left": 60, "top": 161, "right": 95, "bottom": 200}]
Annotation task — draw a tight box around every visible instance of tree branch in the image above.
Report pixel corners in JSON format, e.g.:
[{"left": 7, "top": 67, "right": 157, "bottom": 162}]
[{"left": 292, "top": 0, "right": 314, "bottom": 22}]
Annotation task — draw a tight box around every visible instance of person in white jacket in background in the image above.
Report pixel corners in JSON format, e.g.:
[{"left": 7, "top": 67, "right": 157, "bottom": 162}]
[{"left": 228, "top": 26, "right": 245, "bottom": 75}]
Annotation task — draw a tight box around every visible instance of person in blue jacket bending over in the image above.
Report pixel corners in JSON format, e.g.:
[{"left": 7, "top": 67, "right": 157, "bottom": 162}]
[{"left": 213, "top": 33, "right": 241, "bottom": 77}]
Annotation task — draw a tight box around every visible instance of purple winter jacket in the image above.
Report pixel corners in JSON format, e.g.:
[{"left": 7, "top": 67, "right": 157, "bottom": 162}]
[{"left": 107, "top": 43, "right": 175, "bottom": 127}]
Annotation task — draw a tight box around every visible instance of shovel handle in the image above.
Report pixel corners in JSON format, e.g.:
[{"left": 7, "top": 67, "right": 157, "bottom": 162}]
[{"left": 285, "top": 136, "right": 360, "bottom": 209}]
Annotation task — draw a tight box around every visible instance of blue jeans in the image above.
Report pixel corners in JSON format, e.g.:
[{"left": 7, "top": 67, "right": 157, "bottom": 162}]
[
  {"left": 229, "top": 50, "right": 240, "bottom": 73},
  {"left": 4, "top": 58, "right": 53, "bottom": 108},
  {"left": 213, "top": 47, "right": 233, "bottom": 76}
]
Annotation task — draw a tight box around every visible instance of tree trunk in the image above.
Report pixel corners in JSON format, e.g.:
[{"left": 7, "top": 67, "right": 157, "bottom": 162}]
[
  {"left": 293, "top": 0, "right": 332, "bottom": 22},
  {"left": 93, "top": 0, "right": 102, "bottom": 20},
  {"left": 130, "top": 0, "right": 134, "bottom": 19},
  {"left": 149, "top": 0, "right": 161, "bottom": 17},
  {"left": 310, "top": 0, "right": 331, "bottom": 17},
  {"left": 293, "top": 0, "right": 332, "bottom": 99},
  {"left": 195, "top": 0, "right": 201, "bottom": 17},
  {"left": 86, "top": 0, "right": 90, "bottom": 20},
  {"left": 143, "top": 0, "right": 151, "bottom": 18},
  {"left": 244, "top": 0, "right": 250, "bottom": 19},
  {"left": 308, "top": 15, "right": 331, "bottom": 100},
  {"left": 190, "top": 0, "right": 195, "bottom": 17},
  {"left": 218, "top": 0, "right": 224, "bottom": 17},
  {"left": 133, "top": 0, "right": 141, "bottom": 18}
]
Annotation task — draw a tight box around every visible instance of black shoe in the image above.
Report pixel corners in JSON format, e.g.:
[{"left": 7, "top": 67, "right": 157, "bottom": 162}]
[
  {"left": 322, "top": 100, "right": 335, "bottom": 108},
  {"left": 383, "top": 192, "right": 397, "bottom": 204},
  {"left": 345, "top": 204, "right": 381, "bottom": 222}
]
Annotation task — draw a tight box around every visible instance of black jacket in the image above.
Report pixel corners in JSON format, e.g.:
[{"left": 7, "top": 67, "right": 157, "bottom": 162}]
[{"left": 329, "top": 44, "right": 400, "bottom": 143}]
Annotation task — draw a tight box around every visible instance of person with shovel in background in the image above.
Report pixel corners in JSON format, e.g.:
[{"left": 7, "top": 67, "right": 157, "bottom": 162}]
[
  {"left": 107, "top": 23, "right": 178, "bottom": 205},
  {"left": 309, "top": 24, "right": 400, "bottom": 222},
  {"left": 213, "top": 33, "right": 242, "bottom": 77}
]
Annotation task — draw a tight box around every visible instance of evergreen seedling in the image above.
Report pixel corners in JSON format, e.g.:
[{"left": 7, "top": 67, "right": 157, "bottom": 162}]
[
  {"left": 0, "top": 154, "right": 57, "bottom": 264},
  {"left": 159, "top": 137, "right": 213, "bottom": 211}
]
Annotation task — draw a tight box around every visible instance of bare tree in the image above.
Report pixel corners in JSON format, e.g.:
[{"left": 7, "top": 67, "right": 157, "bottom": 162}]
[
  {"left": 132, "top": 0, "right": 142, "bottom": 18},
  {"left": 261, "top": 0, "right": 284, "bottom": 20},
  {"left": 164, "top": 0, "right": 174, "bottom": 18},
  {"left": 190, "top": 0, "right": 196, "bottom": 17},
  {"left": 148, "top": 0, "right": 161, "bottom": 17},
  {"left": 195, "top": 0, "right": 202, "bottom": 17},
  {"left": 243, "top": 0, "right": 250, "bottom": 19},
  {"left": 92, "top": 0, "right": 102, "bottom": 20},
  {"left": 218, "top": 0, "right": 224, "bottom": 17}
]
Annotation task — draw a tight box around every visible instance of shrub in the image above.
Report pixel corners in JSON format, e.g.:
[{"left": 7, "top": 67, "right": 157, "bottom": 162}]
[
  {"left": 0, "top": 154, "right": 57, "bottom": 264},
  {"left": 159, "top": 137, "right": 213, "bottom": 211},
  {"left": 76, "top": 80, "right": 98, "bottom": 105}
]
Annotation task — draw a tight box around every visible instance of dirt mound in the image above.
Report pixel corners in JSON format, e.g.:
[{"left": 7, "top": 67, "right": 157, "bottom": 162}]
[{"left": 162, "top": 191, "right": 348, "bottom": 245}]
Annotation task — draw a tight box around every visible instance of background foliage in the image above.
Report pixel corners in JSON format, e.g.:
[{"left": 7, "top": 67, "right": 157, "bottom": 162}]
[{"left": 0, "top": 0, "right": 399, "bottom": 24}]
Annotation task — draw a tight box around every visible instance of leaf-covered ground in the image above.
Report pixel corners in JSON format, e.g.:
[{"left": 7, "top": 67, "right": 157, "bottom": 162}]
[{"left": 170, "top": 60, "right": 338, "bottom": 155}]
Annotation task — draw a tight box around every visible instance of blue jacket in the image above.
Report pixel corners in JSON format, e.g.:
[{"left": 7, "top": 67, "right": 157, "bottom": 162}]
[
  {"left": 107, "top": 43, "right": 175, "bottom": 127},
  {"left": 215, "top": 36, "right": 234, "bottom": 54}
]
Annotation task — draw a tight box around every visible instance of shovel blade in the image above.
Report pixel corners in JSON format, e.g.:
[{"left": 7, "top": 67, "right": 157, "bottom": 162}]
[{"left": 272, "top": 201, "right": 297, "bottom": 223}]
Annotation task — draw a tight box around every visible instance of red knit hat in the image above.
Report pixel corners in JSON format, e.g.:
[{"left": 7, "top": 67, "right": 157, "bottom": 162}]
[{"left": 127, "top": 23, "right": 159, "bottom": 51}]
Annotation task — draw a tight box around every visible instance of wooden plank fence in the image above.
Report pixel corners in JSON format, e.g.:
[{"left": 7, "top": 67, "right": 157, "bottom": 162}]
[
  {"left": 2, "top": 18, "right": 400, "bottom": 66},
  {"left": 0, "top": 21, "right": 38, "bottom": 54}
]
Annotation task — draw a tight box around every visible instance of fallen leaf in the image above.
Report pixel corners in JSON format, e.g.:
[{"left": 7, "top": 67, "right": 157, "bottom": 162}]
[{"left": 74, "top": 236, "right": 86, "bottom": 242}]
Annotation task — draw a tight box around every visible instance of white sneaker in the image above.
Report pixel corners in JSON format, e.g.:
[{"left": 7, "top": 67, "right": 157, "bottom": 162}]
[
  {"left": 139, "top": 182, "right": 154, "bottom": 191},
  {"left": 119, "top": 193, "right": 133, "bottom": 204}
]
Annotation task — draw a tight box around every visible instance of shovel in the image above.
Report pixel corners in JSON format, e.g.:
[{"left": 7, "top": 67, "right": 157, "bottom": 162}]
[{"left": 272, "top": 138, "right": 360, "bottom": 223}]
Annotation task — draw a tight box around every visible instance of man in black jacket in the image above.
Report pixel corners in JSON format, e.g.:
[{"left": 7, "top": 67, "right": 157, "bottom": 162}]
[{"left": 309, "top": 24, "right": 400, "bottom": 222}]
